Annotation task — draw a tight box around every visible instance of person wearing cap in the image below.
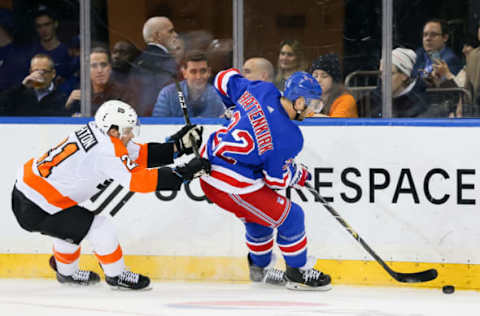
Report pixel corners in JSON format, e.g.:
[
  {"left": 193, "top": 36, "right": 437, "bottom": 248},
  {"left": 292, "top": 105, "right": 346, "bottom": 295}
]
[
  {"left": 369, "top": 47, "right": 428, "bottom": 118},
  {"left": 309, "top": 53, "right": 358, "bottom": 117}
]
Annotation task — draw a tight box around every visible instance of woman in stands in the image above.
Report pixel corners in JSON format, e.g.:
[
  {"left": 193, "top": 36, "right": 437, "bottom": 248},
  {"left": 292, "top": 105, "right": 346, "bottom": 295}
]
[
  {"left": 273, "top": 40, "right": 307, "bottom": 91},
  {"left": 309, "top": 53, "right": 358, "bottom": 117}
]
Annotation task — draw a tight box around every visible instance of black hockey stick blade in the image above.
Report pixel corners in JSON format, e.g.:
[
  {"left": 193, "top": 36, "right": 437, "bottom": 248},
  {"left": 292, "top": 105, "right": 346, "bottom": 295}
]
[
  {"left": 304, "top": 183, "right": 438, "bottom": 283},
  {"left": 390, "top": 269, "right": 438, "bottom": 283}
]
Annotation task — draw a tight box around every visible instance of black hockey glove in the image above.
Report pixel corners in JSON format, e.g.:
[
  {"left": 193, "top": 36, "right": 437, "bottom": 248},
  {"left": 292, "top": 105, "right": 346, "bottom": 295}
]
[
  {"left": 174, "top": 157, "right": 211, "bottom": 181},
  {"left": 166, "top": 125, "right": 203, "bottom": 157}
]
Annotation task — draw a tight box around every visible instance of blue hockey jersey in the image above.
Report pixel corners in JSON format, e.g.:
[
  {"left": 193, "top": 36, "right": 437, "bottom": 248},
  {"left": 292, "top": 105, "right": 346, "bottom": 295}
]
[{"left": 200, "top": 68, "right": 306, "bottom": 194}]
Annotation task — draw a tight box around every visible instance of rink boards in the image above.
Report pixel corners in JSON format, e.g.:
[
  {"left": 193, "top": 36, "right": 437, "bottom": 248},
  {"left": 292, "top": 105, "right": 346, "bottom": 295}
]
[{"left": 1, "top": 117, "right": 480, "bottom": 289}]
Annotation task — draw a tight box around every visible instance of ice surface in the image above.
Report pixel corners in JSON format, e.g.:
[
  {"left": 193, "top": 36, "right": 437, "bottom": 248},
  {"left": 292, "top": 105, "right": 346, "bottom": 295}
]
[{"left": 0, "top": 279, "right": 478, "bottom": 316}]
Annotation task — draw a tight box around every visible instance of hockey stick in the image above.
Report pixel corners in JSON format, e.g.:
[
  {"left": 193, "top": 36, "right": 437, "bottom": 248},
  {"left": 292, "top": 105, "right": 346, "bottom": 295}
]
[
  {"left": 175, "top": 80, "right": 200, "bottom": 158},
  {"left": 304, "top": 182, "right": 438, "bottom": 283}
]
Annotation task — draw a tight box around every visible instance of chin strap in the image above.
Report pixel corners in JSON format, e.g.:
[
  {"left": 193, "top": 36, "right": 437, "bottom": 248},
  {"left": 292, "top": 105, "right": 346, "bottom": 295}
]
[
  {"left": 294, "top": 110, "right": 303, "bottom": 121},
  {"left": 292, "top": 102, "right": 306, "bottom": 121}
]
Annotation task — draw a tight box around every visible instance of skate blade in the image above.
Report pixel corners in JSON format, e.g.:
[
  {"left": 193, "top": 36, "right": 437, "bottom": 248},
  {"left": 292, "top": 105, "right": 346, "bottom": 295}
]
[
  {"left": 58, "top": 281, "right": 102, "bottom": 287},
  {"left": 250, "top": 281, "right": 286, "bottom": 289},
  {"left": 286, "top": 281, "right": 332, "bottom": 291},
  {"left": 108, "top": 285, "right": 153, "bottom": 291}
]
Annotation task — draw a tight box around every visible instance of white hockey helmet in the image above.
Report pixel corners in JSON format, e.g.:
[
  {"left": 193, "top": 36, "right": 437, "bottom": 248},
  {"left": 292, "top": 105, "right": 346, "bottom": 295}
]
[{"left": 94, "top": 100, "right": 140, "bottom": 137}]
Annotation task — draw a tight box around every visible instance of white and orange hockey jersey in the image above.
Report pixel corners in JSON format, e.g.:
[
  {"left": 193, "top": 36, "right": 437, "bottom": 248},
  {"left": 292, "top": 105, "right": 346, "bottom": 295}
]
[{"left": 15, "top": 121, "right": 167, "bottom": 214}]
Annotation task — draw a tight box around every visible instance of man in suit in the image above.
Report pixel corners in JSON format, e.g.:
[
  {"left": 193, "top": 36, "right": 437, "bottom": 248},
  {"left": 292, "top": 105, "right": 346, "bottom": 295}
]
[
  {"left": 0, "top": 53, "right": 67, "bottom": 116},
  {"left": 131, "top": 17, "right": 178, "bottom": 116},
  {"left": 412, "top": 19, "right": 462, "bottom": 83}
]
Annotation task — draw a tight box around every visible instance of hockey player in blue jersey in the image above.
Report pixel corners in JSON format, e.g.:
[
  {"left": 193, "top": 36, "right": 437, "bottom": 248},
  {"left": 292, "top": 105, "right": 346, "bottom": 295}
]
[{"left": 199, "top": 69, "right": 331, "bottom": 291}]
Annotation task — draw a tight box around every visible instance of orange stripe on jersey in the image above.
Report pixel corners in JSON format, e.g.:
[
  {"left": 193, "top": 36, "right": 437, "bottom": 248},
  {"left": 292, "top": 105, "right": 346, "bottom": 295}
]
[
  {"left": 135, "top": 143, "right": 148, "bottom": 167},
  {"left": 130, "top": 169, "right": 158, "bottom": 192},
  {"left": 23, "top": 159, "right": 77, "bottom": 209},
  {"left": 95, "top": 244, "right": 123, "bottom": 264},
  {"left": 110, "top": 136, "right": 128, "bottom": 157},
  {"left": 110, "top": 135, "right": 158, "bottom": 193},
  {"left": 53, "top": 246, "right": 81, "bottom": 264}
]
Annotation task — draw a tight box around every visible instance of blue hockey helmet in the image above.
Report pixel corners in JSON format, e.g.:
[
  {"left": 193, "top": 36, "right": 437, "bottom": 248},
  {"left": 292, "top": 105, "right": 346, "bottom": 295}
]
[{"left": 283, "top": 71, "right": 322, "bottom": 105}]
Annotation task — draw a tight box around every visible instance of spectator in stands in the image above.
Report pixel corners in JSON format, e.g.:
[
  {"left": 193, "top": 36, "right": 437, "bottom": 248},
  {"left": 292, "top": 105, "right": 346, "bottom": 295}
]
[
  {"left": 65, "top": 47, "right": 134, "bottom": 116},
  {"left": 0, "top": 53, "right": 67, "bottom": 116},
  {"left": 463, "top": 25, "right": 480, "bottom": 107},
  {"left": 369, "top": 48, "right": 428, "bottom": 118},
  {"left": 152, "top": 50, "right": 225, "bottom": 117},
  {"left": 172, "top": 34, "right": 186, "bottom": 81},
  {"left": 412, "top": 19, "right": 462, "bottom": 85},
  {"left": 309, "top": 53, "right": 358, "bottom": 118},
  {"left": 31, "top": 8, "right": 77, "bottom": 95},
  {"left": 432, "top": 27, "right": 480, "bottom": 117},
  {"left": 185, "top": 30, "right": 214, "bottom": 53},
  {"left": 431, "top": 34, "right": 478, "bottom": 89},
  {"left": 242, "top": 57, "right": 274, "bottom": 82},
  {"left": 273, "top": 40, "right": 306, "bottom": 91},
  {"left": 206, "top": 38, "right": 233, "bottom": 83},
  {"left": 172, "top": 34, "right": 186, "bottom": 65},
  {"left": 0, "top": 8, "right": 30, "bottom": 91},
  {"left": 131, "top": 16, "right": 178, "bottom": 116},
  {"left": 111, "top": 40, "right": 140, "bottom": 85},
  {"left": 56, "top": 35, "right": 80, "bottom": 95}
]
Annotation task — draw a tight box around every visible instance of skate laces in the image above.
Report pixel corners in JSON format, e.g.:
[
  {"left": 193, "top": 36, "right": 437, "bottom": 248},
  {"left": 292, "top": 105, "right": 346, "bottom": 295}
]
[
  {"left": 119, "top": 271, "right": 139, "bottom": 284},
  {"left": 264, "top": 268, "right": 286, "bottom": 282},
  {"left": 72, "top": 270, "right": 91, "bottom": 281},
  {"left": 302, "top": 268, "right": 322, "bottom": 282}
]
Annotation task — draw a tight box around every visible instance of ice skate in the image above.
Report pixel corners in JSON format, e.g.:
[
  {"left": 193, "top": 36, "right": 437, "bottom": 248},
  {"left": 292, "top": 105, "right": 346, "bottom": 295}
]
[
  {"left": 285, "top": 257, "right": 331, "bottom": 291},
  {"left": 49, "top": 255, "right": 100, "bottom": 286},
  {"left": 105, "top": 270, "right": 151, "bottom": 290},
  {"left": 248, "top": 253, "right": 287, "bottom": 286}
]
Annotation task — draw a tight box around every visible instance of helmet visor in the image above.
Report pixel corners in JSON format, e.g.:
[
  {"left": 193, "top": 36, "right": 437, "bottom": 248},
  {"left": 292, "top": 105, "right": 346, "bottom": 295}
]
[
  {"left": 303, "top": 98, "right": 323, "bottom": 117},
  {"left": 120, "top": 120, "right": 141, "bottom": 138},
  {"left": 305, "top": 98, "right": 323, "bottom": 110}
]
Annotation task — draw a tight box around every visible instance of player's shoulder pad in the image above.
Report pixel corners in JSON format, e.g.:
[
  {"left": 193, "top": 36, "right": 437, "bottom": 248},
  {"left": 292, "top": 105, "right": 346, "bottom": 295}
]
[{"left": 214, "top": 68, "right": 241, "bottom": 97}]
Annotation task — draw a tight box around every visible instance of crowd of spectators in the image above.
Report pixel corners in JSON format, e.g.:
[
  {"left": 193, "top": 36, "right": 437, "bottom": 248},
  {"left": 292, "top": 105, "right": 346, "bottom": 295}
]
[{"left": 0, "top": 4, "right": 478, "bottom": 119}]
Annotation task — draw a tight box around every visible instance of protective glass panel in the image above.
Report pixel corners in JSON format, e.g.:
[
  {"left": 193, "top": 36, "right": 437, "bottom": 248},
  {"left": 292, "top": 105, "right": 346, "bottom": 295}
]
[
  {"left": 0, "top": 1, "right": 80, "bottom": 116},
  {"left": 243, "top": 0, "right": 384, "bottom": 118},
  {"left": 389, "top": 0, "right": 475, "bottom": 118},
  {"left": 89, "top": 0, "right": 233, "bottom": 118}
]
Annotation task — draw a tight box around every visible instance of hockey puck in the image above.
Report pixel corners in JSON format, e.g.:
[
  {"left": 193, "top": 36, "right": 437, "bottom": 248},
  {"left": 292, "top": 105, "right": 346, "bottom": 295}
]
[{"left": 442, "top": 285, "right": 455, "bottom": 294}]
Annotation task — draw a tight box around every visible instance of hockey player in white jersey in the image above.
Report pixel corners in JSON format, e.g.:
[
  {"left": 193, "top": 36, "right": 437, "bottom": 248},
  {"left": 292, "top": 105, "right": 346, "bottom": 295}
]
[{"left": 11, "top": 100, "right": 210, "bottom": 290}]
